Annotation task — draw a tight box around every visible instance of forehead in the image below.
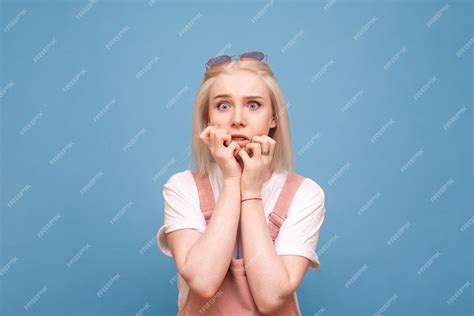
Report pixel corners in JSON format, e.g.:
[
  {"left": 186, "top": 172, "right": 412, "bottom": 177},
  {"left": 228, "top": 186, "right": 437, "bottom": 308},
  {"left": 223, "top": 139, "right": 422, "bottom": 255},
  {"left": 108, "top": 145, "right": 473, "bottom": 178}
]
[{"left": 209, "top": 70, "right": 269, "bottom": 99}]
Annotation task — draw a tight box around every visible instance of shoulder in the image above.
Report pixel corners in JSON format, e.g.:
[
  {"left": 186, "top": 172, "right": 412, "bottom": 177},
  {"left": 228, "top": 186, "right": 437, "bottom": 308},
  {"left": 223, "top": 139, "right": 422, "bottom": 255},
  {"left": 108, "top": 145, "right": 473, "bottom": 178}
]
[
  {"left": 162, "top": 170, "right": 202, "bottom": 201},
  {"left": 284, "top": 173, "right": 326, "bottom": 220},
  {"left": 294, "top": 174, "right": 325, "bottom": 204},
  {"left": 161, "top": 169, "right": 204, "bottom": 216},
  {"left": 164, "top": 169, "right": 195, "bottom": 188}
]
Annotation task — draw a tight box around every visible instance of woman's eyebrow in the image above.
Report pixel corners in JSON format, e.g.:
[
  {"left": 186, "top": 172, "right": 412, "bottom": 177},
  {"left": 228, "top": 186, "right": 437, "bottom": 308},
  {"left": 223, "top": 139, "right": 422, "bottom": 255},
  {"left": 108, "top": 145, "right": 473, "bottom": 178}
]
[{"left": 213, "top": 94, "right": 263, "bottom": 100}]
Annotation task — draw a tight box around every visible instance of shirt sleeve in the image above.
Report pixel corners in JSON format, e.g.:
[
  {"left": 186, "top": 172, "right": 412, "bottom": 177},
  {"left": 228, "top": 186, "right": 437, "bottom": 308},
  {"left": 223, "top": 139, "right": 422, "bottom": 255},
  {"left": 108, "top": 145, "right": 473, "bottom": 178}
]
[
  {"left": 157, "top": 171, "right": 207, "bottom": 257},
  {"left": 274, "top": 177, "right": 326, "bottom": 270}
]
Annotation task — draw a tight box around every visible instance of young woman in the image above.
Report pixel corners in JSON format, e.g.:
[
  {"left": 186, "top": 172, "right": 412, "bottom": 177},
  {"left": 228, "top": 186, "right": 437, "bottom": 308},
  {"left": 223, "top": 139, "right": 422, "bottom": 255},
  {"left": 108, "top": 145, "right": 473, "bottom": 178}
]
[{"left": 157, "top": 51, "right": 326, "bottom": 315}]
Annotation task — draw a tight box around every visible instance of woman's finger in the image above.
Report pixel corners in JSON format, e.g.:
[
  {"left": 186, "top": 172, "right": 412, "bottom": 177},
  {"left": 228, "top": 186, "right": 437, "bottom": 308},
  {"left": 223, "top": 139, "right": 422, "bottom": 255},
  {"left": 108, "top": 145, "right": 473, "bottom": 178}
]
[
  {"left": 251, "top": 136, "right": 269, "bottom": 157},
  {"left": 261, "top": 135, "right": 275, "bottom": 162},
  {"left": 227, "top": 141, "right": 240, "bottom": 156},
  {"left": 199, "top": 125, "right": 218, "bottom": 145},
  {"left": 209, "top": 128, "right": 228, "bottom": 149},
  {"left": 214, "top": 132, "right": 230, "bottom": 149},
  {"left": 221, "top": 134, "right": 232, "bottom": 147},
  {"left": 245, "top": 143, "right": 261, "bottom": 160},
  {"left": 237, "top": 148, "right": 250, "bottom": 163}
]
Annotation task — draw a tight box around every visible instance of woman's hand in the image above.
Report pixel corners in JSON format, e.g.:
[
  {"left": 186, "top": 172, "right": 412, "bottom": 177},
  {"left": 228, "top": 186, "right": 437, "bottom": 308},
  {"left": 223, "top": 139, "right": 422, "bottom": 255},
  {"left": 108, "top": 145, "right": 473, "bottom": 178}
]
[
  {"left": 237, "top": 135, "right": 276, "bottom": 197},
  {"left": 199, "top": 125, "right": 242, "bottom": 180}
]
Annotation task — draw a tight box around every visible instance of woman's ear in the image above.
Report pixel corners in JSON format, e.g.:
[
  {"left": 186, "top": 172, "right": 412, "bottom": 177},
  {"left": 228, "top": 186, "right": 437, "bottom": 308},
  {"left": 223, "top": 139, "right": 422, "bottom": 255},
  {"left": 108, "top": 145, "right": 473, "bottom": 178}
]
[{"left": 270, "top": 116, "right": 277, "bottom": 128}]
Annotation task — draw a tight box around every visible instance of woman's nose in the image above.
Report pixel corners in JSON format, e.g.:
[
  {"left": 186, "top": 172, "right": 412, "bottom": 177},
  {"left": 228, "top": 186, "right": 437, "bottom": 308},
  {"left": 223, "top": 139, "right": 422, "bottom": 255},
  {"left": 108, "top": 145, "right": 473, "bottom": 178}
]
[{"left": 231, "top": 112, "right": 245, "bottom": 127}]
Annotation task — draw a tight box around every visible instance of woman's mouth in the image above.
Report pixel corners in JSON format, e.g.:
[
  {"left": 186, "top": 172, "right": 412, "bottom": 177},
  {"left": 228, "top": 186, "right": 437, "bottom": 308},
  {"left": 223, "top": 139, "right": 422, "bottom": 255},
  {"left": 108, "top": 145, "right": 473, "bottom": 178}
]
[{"left": 232, "top": 137, "right": 250, "bottom": 147}]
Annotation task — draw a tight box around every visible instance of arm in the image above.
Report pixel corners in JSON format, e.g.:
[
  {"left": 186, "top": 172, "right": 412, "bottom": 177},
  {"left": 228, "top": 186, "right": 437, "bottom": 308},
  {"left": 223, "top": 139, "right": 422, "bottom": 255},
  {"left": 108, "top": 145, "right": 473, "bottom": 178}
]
[
  {"left": 236, "top": 136, "right": 325, "bottom": 314},
  {"left": 166, "top": 177, "right": 241, "bottom": 299},
  {"left": 240, "top": 194, "right": 309, "bottom": 315}
]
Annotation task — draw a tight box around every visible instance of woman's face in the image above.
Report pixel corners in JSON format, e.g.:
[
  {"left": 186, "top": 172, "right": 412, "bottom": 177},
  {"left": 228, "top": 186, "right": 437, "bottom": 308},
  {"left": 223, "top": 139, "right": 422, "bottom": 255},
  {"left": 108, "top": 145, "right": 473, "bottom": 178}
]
[{"left": 207, "top": 70, "right": 277, "bottom": 148}]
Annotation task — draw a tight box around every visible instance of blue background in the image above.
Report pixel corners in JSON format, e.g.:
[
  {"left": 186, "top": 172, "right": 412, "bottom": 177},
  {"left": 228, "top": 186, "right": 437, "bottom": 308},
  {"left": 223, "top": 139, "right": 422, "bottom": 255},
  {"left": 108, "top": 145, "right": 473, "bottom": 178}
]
[{"left": 1, "top": 0, "right": 473, "bottom": 315}]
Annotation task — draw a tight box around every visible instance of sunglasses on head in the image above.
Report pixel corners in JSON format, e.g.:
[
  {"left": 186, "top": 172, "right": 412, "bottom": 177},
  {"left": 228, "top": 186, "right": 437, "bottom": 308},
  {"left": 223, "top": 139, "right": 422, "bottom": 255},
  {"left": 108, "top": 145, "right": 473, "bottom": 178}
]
[{"left": 205, "top": 51, "right": 268, "bottom": 70}]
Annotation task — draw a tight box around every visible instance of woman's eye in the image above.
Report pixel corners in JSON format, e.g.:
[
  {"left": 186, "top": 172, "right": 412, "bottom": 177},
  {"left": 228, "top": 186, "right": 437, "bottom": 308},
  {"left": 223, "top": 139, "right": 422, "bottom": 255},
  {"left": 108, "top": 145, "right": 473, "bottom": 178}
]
[
  {"left": 248, "top": 101, "right": 261, "bottom": 110},
  {"left": 216, "top": 101, "right": 261, "bottom": 110},
  {"left": 217, "top": 102, "right": 230, "bottom": 110}
]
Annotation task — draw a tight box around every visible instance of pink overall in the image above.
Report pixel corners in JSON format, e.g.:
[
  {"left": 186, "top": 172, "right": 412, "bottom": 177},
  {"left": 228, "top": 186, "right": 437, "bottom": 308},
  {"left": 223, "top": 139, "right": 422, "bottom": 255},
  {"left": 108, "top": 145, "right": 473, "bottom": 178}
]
[{"left": 178, "top": 171, "right": 306, "bottom": 316}]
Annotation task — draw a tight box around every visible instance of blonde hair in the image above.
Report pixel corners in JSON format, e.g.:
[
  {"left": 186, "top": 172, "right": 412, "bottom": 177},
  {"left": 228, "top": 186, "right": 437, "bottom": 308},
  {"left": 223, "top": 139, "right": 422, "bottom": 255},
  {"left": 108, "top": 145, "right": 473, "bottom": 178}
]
[{"left": 190, "top": 60, "right": 293, "bottom": 177}]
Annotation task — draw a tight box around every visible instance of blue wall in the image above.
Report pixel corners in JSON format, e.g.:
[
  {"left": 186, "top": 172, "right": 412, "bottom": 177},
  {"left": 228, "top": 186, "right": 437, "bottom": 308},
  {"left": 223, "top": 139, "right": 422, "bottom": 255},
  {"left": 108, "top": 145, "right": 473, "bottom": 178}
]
[{"left": 1, "top": 0, "right": 472, "bottom": 315}]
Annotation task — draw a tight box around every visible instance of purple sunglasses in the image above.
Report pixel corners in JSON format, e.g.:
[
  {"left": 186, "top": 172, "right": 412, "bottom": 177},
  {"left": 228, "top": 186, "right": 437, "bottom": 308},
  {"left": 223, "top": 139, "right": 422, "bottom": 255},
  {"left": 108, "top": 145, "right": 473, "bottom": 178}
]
[{"left": 205, "top": 51, "right": 268, "bottom": 70}]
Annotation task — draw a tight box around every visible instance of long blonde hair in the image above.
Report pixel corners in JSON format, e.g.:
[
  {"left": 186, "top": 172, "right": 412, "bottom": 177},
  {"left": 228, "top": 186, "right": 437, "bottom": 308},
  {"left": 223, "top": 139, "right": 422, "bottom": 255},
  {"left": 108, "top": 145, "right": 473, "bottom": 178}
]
[{"left": 190, "top": 60, "right": 293, "bottom": 177}]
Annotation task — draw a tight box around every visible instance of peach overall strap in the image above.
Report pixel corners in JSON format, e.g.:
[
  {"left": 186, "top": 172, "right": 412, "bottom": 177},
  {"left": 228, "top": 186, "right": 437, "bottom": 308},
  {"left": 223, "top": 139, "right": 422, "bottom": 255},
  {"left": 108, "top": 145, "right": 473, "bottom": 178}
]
[
  {"left": 191, "top": 171, "right": 214, "bottom": 224},
  {"left": 268, "top": 172, "right": 306, "bottom": 242}
]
